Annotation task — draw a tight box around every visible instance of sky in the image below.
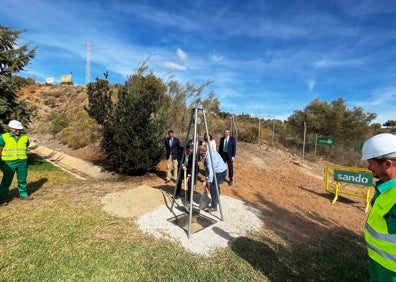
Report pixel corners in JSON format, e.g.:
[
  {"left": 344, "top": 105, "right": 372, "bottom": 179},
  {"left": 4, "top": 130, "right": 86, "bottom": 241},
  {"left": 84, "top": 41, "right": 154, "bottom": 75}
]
[{"left": 1, "top": 0, "right": 395, "bottom": 124}]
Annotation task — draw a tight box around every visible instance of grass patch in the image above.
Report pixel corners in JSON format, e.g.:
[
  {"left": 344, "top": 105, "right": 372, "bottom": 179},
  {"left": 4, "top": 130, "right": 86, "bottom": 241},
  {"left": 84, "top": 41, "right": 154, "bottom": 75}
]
[{"left": 0, "top": 154, "right": 369, "bottom": 281}]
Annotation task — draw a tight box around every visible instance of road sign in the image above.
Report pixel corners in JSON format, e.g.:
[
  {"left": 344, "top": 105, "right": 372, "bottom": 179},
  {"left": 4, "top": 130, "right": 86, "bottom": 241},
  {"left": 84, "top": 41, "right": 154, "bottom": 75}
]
[{"left": 317, "top": 137, "right": 335, "bottom": 145}]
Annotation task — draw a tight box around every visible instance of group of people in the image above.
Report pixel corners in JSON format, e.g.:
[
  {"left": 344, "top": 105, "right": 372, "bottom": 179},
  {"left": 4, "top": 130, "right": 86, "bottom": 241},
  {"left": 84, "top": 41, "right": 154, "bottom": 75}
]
[{"left": 164, "top": 128, "right": 236, "bottom": 212}]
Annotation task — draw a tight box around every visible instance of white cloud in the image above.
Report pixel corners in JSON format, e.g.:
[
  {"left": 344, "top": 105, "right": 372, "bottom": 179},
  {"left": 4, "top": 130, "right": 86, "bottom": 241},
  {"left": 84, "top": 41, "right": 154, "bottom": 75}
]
[
  {"left": 307, "top": 79, "right": 316, "bottom": 91},
  {"left": 352, "top": 86, "right": 396, "bottom": 125},
  {"left": 162, "top": 61, "right": 187, "bottom": 71},
  {"left": 211, "top": 55, "right": 224, "bottom": 62},
  {"left": 177, "top": 48, "right": 187, "bottom": 62},
  {"left": 157, "top": 49, "right": 188, "bottom": 71},
  {"left": 312, "top": 58, "right": 363, "bottom": 69}
]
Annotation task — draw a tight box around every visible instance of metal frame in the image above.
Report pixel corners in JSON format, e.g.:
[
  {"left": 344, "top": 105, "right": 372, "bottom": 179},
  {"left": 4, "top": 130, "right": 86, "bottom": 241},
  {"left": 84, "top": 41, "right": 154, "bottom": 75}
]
[{"left": 170, "top": 107, "right": 224, "bottom": 238}]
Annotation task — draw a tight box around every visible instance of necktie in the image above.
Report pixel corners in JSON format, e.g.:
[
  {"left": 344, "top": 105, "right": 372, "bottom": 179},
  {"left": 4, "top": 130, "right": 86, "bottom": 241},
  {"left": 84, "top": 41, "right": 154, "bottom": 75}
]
[{"left": 224, "top": 138, "right": 228, "bottom": 152}]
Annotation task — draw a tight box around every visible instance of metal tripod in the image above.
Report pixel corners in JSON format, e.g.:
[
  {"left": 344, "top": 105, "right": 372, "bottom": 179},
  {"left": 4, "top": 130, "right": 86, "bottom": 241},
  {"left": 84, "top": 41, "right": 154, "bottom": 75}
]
[{"left": 170, "top": 107, "right": 224, "bottom": 238}]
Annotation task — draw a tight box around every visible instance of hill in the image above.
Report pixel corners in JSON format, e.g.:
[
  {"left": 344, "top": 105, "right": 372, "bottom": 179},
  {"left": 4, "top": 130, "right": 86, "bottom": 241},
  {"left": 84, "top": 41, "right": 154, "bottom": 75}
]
[{"left": 20, "top": 84, "right": 367, "bottom": 247}]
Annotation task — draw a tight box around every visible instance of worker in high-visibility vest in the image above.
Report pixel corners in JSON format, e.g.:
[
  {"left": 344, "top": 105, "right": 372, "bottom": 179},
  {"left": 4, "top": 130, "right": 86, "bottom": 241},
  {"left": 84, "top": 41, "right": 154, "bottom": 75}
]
[
  {"left": 361, "top": 133, "right": 396, "bottom": 281},
  {"left": 0, "top": 120, "right": 32, "bottom": 206}
]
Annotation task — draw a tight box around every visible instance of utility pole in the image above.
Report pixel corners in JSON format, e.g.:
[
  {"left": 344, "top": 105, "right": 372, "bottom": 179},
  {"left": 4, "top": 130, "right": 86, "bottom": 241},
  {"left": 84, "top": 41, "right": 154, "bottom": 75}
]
[
  {"left": 85, "top": 40, "right": 91, "bottom": 85},
  {"left": 230, "top": 107, "right": 234, "bottom": 135},
  {"left": 272, "top": 119, "right": 275, "bottom": 146},
  {"left": 303, "top": 121, "right": 307, "bottom": 160},
  {"left": 258, "top": 108, "right": 261, "bottom": 145}
]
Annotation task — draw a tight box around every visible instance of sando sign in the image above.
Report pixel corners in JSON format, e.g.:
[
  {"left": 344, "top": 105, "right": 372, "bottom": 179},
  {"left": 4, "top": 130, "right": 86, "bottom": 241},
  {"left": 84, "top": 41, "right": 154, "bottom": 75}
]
[
  {"left": 324, "top": 165, "right": 373, "bottom": 212},
  {"left": 334, "top": 170, "right": 373, "bottom": 186}
]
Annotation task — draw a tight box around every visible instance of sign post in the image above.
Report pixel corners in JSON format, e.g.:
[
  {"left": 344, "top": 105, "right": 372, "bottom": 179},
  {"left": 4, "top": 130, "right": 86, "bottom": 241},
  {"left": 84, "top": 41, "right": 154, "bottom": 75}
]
[{"left": 315, "top": 136, "right": 335, "bottom": 156}]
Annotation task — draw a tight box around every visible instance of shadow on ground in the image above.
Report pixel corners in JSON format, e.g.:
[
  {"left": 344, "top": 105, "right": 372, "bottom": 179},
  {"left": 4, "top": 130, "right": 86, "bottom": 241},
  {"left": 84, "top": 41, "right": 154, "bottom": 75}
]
[{"left": 228, "top": 191, "right": 369, "bottom": 281}]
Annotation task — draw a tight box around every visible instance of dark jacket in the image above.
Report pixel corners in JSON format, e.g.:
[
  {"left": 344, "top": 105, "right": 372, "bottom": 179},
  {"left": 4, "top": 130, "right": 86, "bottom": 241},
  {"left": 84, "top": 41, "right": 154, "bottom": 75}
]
[
  {"left": 165, "top": 137, "right": 180, "bottom": 159},
  {"left": 183, "top": 153, "right": 194, "bottom": 177},
  {"left": 219, "top": 135, "right": 236, "bottom": 159}
]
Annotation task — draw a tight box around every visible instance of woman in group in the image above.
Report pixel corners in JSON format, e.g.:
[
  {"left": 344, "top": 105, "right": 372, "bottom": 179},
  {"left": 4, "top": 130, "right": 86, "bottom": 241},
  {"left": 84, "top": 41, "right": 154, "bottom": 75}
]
[{"left": 203, "top": 133, "right": 216, "bottom": 151}]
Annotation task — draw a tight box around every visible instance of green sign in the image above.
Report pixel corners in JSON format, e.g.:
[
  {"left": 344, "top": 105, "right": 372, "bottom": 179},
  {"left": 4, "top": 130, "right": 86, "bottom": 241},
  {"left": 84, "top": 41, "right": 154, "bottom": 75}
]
[
  {"left": 334, "top": 169, "right": 373, "bottom": 186},
  {"left": 317, "top": 137, "right": 335, "bottom": 145}
]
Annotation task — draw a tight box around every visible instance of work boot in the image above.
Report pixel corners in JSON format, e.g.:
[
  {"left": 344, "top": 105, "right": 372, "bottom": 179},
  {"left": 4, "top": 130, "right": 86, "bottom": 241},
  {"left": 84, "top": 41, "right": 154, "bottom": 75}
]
[
  {"left": 206, "top": 207, "right": 218, "bottom": 212},
  {"left": 0, "top": 199, "right": 9, "bottom": 206},
  {"left": 20, "top": 195, "right": 34, "bottom": 201}
]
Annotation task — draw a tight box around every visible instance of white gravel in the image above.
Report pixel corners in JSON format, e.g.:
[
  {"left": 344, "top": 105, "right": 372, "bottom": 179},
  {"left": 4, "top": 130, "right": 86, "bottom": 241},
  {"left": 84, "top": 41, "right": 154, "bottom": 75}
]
[{"left": 135, "top": 196, "right": 263, "bottom": 257}]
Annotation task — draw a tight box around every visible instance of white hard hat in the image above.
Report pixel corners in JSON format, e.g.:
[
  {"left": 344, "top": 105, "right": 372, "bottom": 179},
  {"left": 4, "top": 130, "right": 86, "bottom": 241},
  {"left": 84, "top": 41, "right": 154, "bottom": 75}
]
[
  {"left": 361, "top": 133, "right": 396, "bottom": 160},
  {"left": 8, "top": 120, "right": 24, "bottom": 130}
]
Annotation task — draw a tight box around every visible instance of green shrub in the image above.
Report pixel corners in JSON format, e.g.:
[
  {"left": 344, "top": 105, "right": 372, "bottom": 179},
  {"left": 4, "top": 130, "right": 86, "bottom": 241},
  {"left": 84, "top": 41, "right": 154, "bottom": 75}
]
[
  {"left": 49, "top": 114, "right": 69, "bottom": 135},
  {"left": 58, "top": 109, "right": 98, "bottom": 149}
]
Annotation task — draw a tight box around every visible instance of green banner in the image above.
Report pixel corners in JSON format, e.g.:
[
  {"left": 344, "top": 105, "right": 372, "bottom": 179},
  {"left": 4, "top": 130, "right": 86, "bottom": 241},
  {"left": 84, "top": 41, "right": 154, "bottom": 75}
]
[
  {"left": 334, "top": 169, "right": 373, "bottom": 186},
  {"left": 317, "top": 137, "right": 335, "bottom": 145}
]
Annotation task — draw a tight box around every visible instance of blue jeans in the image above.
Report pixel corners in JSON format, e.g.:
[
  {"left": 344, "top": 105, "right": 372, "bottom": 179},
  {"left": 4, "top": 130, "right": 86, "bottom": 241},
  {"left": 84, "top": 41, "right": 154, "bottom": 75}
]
[{"left": 209, "top": 170, "right": 226, "bottom": 208}]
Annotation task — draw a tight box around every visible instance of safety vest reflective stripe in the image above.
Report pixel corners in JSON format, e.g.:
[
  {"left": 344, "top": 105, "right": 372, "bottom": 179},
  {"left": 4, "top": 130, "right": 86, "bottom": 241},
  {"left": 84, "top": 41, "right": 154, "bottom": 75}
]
[
  {"left": 364, "top": 185, "right": 396, "bottom": 272},
  {"left": 367, "top": 241, "right": 396, "bottom": 262},
  {"left": 1, "top": 133, "right": 28, "bottom": 160},
  {"left": 366, "top": 223, "right": 396, "bottom": 243}
]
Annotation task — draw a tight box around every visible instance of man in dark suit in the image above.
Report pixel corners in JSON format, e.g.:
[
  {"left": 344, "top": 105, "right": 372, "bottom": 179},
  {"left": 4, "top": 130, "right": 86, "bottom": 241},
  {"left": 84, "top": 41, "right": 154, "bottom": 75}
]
[
  {"left": 219, "top": 128, "right": 236, "bottom": 186},
  {"left": 188, "top": 134, "right": 203, "bottom": 154},
  {"left": 164, "top": 129, "right": 180, "bottom": 183},
  {"left": 177, "top": 143, "right": 196, "bottom": 202}
]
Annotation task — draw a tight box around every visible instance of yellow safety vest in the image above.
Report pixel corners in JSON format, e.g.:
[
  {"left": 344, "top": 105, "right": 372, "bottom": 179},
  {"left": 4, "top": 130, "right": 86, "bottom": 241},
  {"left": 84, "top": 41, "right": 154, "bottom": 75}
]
[
  {"left": 364, "top": 186, "right": 396, "bottom": 272},
  {"left": 1, "top": 133, "right": 28, "bottom": 161}
]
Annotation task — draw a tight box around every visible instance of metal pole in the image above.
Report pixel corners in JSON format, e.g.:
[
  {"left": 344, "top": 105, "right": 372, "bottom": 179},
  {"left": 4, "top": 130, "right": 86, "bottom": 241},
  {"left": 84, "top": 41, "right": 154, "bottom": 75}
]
[
  {"left": 272, "top": 119, "right": 275, "bottom": 146},
  {"left": 303, "top": 121, "right": 306, "bottom": 160},
  {"left": 230, "top": 116, "right": 234, "bottom": 136},
  {"left": 258, "top": 108, "right": 261, "bottom": 145},
  {"left": 186, "top": 108, "right": 200, "bottom": 238}
]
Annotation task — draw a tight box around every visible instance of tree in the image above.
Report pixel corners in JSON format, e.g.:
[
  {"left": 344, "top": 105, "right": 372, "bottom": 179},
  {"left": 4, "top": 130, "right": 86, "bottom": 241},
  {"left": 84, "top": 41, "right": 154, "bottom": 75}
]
[
  {"left": 0, "top": 25, "right": 36, "bottom": 130},
  {"left": 285, "top": 97, "right": 377, "bottom": 164},
  {"left": 85, "top": 76, "right": 113, "bottom": 126},
  {"left": 383, "top": 120, "right": 396, "bottom": 128},
  {"left": 163, "top": 78, "right": 215, "bottom": 135},
  {"left": 86, "top": 67, "right": 167, "bottom": 175},
  {"left": 287, "top": 98, "right": 376, "bottom": 139}
]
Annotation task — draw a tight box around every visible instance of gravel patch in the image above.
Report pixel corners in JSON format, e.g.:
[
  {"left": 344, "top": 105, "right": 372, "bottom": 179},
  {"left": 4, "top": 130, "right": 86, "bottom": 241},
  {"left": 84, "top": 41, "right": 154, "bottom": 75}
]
[
  {"left": 101, "top": 185, "right": 166, "bottom": 218},
  {"left": 136, "top": 196, "right": 263, "bottom": 257},
  {"left": 101, "top": 185, "right": 263, "bottom": 257}
]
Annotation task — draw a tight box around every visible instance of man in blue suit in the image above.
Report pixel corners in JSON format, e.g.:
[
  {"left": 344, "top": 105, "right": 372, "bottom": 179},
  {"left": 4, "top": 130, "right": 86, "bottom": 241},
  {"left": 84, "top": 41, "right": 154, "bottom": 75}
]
[
  {"left": 219, "top": 128, "right": 236, "bottom": 186},
  {"left": 164, "top": 129, "right": 180, "bottom": 183}
]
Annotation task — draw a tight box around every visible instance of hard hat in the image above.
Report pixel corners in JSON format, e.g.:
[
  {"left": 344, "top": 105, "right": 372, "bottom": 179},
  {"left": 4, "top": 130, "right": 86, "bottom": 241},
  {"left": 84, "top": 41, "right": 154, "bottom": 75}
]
[
  {"left": 8, "top": 120, "right": 24, "bottom": 130},
  {"left": 361, "top": 133, "right": 396, "bottom": 160}
]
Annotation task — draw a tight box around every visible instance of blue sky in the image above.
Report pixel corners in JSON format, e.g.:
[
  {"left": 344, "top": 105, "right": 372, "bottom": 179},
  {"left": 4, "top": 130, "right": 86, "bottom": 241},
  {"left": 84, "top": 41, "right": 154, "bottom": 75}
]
[{"left": 1, "top": 0, "right": 395, "bottom": 124}]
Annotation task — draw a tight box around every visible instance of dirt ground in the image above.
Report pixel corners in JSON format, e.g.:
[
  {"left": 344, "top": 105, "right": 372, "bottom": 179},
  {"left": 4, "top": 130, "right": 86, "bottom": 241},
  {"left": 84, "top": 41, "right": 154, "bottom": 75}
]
[{"left": 31, "top": 138, "right": 369, "bottom": 245}]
